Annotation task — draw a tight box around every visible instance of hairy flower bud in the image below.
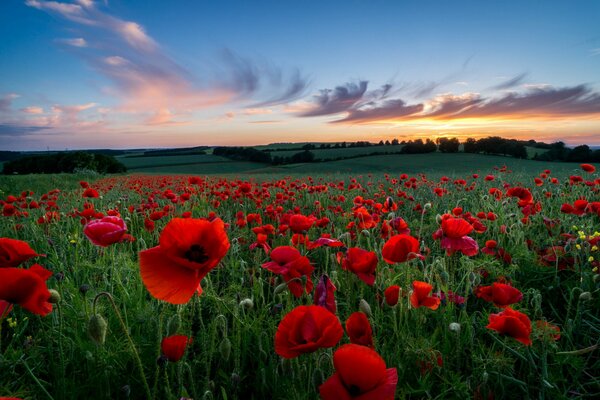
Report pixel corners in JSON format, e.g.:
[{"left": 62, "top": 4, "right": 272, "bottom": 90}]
[
  {"left": 359, "top": 299, "right": 372, "bottom": 318},
  {"left": 88, "top": 314, "right": 108, "bottom": 345}
]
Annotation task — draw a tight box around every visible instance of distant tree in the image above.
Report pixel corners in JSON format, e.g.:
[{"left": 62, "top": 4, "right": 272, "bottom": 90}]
[
  {"left": 463, "top": 138, "right": 478, "bottom": 153},
  {"left": 378, "top": 140, "right": 384, "bottom": 146},
  {"left": 384, "top": 140, "right": 391, "bottom": 146},
  {"left": 391, "top": 138, "right": 399, "bottom": 145},
  {"left": 437, "top": 137, "right": 460, "bottom": 153},
  {"left": 567, "top": 145, "right": 592, "bottom": 162}
]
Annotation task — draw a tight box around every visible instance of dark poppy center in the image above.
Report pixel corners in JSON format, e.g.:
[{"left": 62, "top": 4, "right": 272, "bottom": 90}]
[
  {"left": 348, "top": 385, "right": 361, "bottom": 396},
  {"left": 185, "top": 244, "right": 209, "bottom": 264}
]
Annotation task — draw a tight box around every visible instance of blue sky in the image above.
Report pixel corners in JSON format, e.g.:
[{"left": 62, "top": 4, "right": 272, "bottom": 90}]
[{"left": 1, "top": 0, "right": 599, "bottom": 150}]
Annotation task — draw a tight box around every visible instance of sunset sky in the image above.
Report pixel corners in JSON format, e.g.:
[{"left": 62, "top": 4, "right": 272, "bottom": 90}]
[{"left": 1, "top": 0, "right": 600, "bottom": 150}]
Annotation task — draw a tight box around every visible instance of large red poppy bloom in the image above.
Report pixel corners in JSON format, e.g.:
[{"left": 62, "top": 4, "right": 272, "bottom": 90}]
[
  {"left": 381, "top": 234, "right": 421, "bottom": 264},
  {"left": 434, "top": 217, "right": 479, "bottom": 256},
  {"left": 410, "top": 281, "right": 440, "bottom": 310},
  {"left": 384, "top": 285, "right": 401, "bottom": 306},
  {"left": 83, "top": 216, "right": 127, "bottom": 247},
  {"left": 275, "top": 305, "right": 343, "bottom": 359},
  {"left": 161, "top": 335, "right": 192, "bottom": 362},
  {"left": 262, "top": 246, "right": 314, "bottom": 297},
  {"left": 340, "top": 247, "right": 378, "bottom": 286},
  {"left": 289, "top": 214, "right": 315, "bottom": 233},
  {"left": 319, "top": 344, "right": 398, "bottom": 400},
  {"left": 506, "top": 187, "right": 534, "bottom": 207},
  {"left": 581, "top": 163, "right": 596, "bottom": 173},
  {"left": 346, "top": 312, "right": 374, "bottom": 348},
  {"left": 0, "top": 264, "right": 53, "bottom": 316},
  {"left": 476, "top": 283, "right": 523, "bottom": 308},
  {"left": 139, "top": 218, "right": 230, "bottom": 304},
  {"left": 0, "top": 238, "right": 43, "bottom": 268},
  {"left": 486, "top": 307, "right": 532, "bottom": 346}
]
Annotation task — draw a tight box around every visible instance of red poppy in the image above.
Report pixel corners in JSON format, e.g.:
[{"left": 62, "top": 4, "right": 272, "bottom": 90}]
[
  {"left": 275, "top": 305, "right": 343, "bottom": 359},
  {"left": 382, "top": 234, "right": 421, "bottom": 264},
  {"left": 476, "top": 283, "right": 523, "bottom": 308},
  {"left": 434, "top": 216, "right": 479, "bottom": 256},
  {"left": 83, "top": 216, "right": 127, "bottom": 247},
  {"left": 139, "top": 218, "right": 230, "bottom": 304},
  {"left": 506, "top": 187, "right": 533, "bottom": 207},
  {"left": 161, "top": 335, "right": 192, "bottom": 362},
  {"left": 289, "top": 214, "right": 314, "bottom": 233},
  {"left": 314, "top": 274, "right": 337, "bottom": 314},
  {"left": 0, "top": 264, "right": 53, "bottom": 316},
  {"left": 0, "top": 238, "right": 43, "bottom": 268},
  {"left": 340, "top": 247, "right": 378, "bottom": 286},
  {"left": 384, "top": 285, "right": 401, "bottom": 306},
  {"left": 486, "top": 307, "right": 532, "bottom": 346},
  {"left": 581, "top": 163, "right": 596, "bottom": 173},
  {"left": 346, "top": 312, "right": 373, "bottom": 348},
  {"left": 82, "top": 188, "right": 99, "bottom": 198},
  {"left": 319, "top": 344, "right": 398, "bottom": 400},
  {"left": 410, "top": 281, "right": 440, "bottom": 310},
  {"left": 262, "top": 246, "right": 314, "bottom": 297}
]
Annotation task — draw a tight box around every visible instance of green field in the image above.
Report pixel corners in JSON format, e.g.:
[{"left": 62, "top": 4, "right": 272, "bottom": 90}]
[
  {"left": 268, "top": 144, "right": 403, "bottom": 160},
  {"left": 116, "top": 154, "right": 230, "bottom": 170}
]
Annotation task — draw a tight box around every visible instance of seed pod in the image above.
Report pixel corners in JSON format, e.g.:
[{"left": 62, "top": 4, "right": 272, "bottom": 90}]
[
  {"left": 79, "top": 284, "right": 91, "bottom": 295},
  {"left": 219, "top": 338, "right": 231, "bottom": 361},
  {"left": 48, "top": 289, "right": 61, "bottom": 304},
  {"left": 88, "top": 314, "right": 108, "bottom": 345},
  {"left": 359, "top": 299, "right": 372, "bottom": 318}
]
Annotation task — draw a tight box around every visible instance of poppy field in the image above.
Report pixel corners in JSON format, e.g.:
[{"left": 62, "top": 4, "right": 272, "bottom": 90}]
[{"left": 1, "top": 165, "right": 599, "bottom": 400}]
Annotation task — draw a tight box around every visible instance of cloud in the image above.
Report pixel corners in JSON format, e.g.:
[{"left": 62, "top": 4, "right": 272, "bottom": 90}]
[
  {"left": 0, "top": 123, "right": 51, "bottom": 136},
  {"left": 301, "top": 81, "right": 368, "bottom": 117},
  {"left": 56, "top": 37, "right": 87, "bottom": 47},
  {"left": 489, "top": 72, "right": 528, "bottom": 91},
  {"left": 0, "top": 94, "right": 19, "bottom": 113},
  {"left": 317, "top": 84, "right": 600, "bottom": 125},
  {"left": 244, "top": 108, "right": 272, "bottom": 115},
  {"left": 27, "top": 0, "right": 309, "bottom": 122},
  {"left": 21, "top": 106, "right": 45, "bottom": 114}
]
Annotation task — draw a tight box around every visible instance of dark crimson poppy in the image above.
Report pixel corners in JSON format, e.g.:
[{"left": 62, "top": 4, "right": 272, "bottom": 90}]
[
  {"left": 319, "top": 344, "right": 398, "bottom": 400},
  {"left": 476, "top": 283, "right": 523, "bottom": 308},
  {"left": 289, "top": 214, "right": 314, "bottom": 233},
  {"left": 506, "top": 187, "right": 533, "bottom": 207},
  {"left": 314, "top": 274, "right": 337, "bottom": 314},
  {"left": 382, "top": 234, "right": 421, "bottom": 264},
  {"left": 161, "top": 335, "right": 192, "bottom": 362},
  {"left": 340, "top": 247, "right": 378, "bottom": 286},
  {"left": 487, "top": 307, "right": 532, "bottom": 345},
  {"left": 581, "top": 163, "right": 596, "bottom": 173},
  {"left": 275, "top": 305, "right": 343, "bottom": 359},
  {"left": 83, "top": 216, "right": 127, "bottom": 247},
  {"left": 410, "top": 281, "right": 440, "bottom": 310},
  {"left": 0, "top": 238, "right": 43, "bottom": 268},
  {"left": 0, "top": 264, "right": 53, "bottom": 316},
  {"left": 433, "top": 216, "right": 479, "bottom": 256},
  {"left": 384, "top": 285, "right": 401, "bottom": 306},
  {"left": 262, "top": 246, "right": 314, "bottom": 297},
  {"left": 82, "top": 188, "right": 99, "bottom": 198},
  {"left": 345, "top": 312, "right": 373, "bottom": 348},
  {"left": 139, "top": 218, "right": 230, "bottom": 304}
]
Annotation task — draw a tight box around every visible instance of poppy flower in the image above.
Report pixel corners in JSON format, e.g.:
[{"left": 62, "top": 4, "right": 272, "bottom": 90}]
[
  {"left": 486, "top": 307, "right": 532, "bottom": 346},
  {"left": 410, "top": 281, "right": 440, "bottom": 310},
  {"left": 314, "top": 274, "right": 337, "bottom": 314},
  {"left": 0, "top": 238, "right": 43, "bottom": 268},
  {"left": 434, "top": 216, "right": 479, "bottom": 256},
  {"left": 581, "top": 163, "right": 596, "bottom": 173},
  {"left": 476, "top": 283, "right": 523, "bottom": 308},
  {"left": 82, "top": 188, "right": 99, "bottom": 198},
  {"left": 340, "top": 247, "right": 378, "bottom": 286},
  {"left": 262, "top": 246, "right": 314, "bottom": 298},
  {"left": 506, "top": 187, "right": 533, "bottom": 207},
  {"left": 0, "top": 264, "right": 53, "bottom": 316},
  {"left": 289, "top": 214, "right": 314, "bottom": 233},
  {"left": 319, "top": 344, "right": 398, "bottom": 400},
  {"left": 384, "top": 285, "right": 401, "bottom": 306},
  {"left": 274, "top": 305, "right": 343, "bottom": 359},
  {"left": 139, "top": 218, "right": 230, "bottom": 304},
  {"left": 161, "top": 335, "right": 192, "bottom": 362},
  {"left": 382, "top": 234, "right": 421, "bottom": 264},
  {"left": 345, "top": 312, "right": 373, "bottom": 348},
  {"left": 83, "top": 216, "right": 127, "bottom": 247}
]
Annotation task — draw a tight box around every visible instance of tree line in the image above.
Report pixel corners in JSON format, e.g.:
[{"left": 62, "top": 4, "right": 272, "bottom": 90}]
[{"left": 2, "top": 152, "right": 127, "bottom": 175}]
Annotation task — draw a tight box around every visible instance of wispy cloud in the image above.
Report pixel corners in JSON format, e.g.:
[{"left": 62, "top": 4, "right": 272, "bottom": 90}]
[
  {"left": 0, "top": 123, "right": 51, "bottom": 136},
  {"left": 21, "top": 106, "right": 45, "bottom": 114},
  {"left": 56, "top": 37, "right": 87, "bottom": 47},
  {"left": 489, "top": 72, "right": 528, "bottom": 91},
  {"left": 0, "top": 94, "right": 19, "bottom": 113},
  {"left": 301, "top": 81, "right": 368, "bottom": 117}
]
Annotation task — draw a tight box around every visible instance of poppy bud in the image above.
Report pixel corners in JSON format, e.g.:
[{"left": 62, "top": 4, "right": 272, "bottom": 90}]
[
  {"left": 167, "top": 314, "right": 181, "bottom": 336},
  {"left": 231, "top": 372, "right": 240, "bottom": 388},
  {"left": 440, "top": 270, "right": 449, "bottom": 284},
  {"left": 48, "top": 289, "right": 61, "bottom": 304},
  {"left": 424, "top": 202, "right": 432, "bottom": 210},
  {"left": 482, "top": 195, "right": 489, "bottom": 201},
  {"left": 359, "top": 299, "right": 372, "bottom": 318},
  {"left": 79, "top": 284, "right": 91, "bottom": 295},
  {"left": 579, "top": 292, "right": 592, "bottom": 302},
  {"left": 593, "top": 274, "right": 600, "bottom": 283},
  {"left": 220, "top": 338, "right": 231, "bottom": 361},
  {"left": 88, "top": 314, "right": 108, "bottom": 345},
  {"left": 449, "top": 322, "right": 461, "bottom": 333},
  {"left": 435, "top": 214, "right": 443, "bottom": 224},
  {"left": 121, "top": 385, "right": 131, "bottom": 398},
  {"left": 361, "top": 229, "right": 370, "bottom": 236},
  {"left": 202, "top": 390, "right": 213, "bottom": 400},
  {"left": 239, "top": 298, "right": 253, "bottom": 309},
  {"left": 274, "top": 282, "right": 288, "bottom": 295},
  {"left": 564, "top": 243, "right": 571, "bottom": 252}
]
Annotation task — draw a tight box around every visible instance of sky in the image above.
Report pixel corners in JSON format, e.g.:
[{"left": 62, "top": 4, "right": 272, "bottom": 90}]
[{"left": 1, "top": 0, "right": 600, "bottom": 151}]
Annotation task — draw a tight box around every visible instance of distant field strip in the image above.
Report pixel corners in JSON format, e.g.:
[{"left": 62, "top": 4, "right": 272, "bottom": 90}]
[
  {"left": 268, "top": 145, "right": 404, "bottom": 159},
  {"left": 118, "top": 154, "right": 230, "bottom": 169}
]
